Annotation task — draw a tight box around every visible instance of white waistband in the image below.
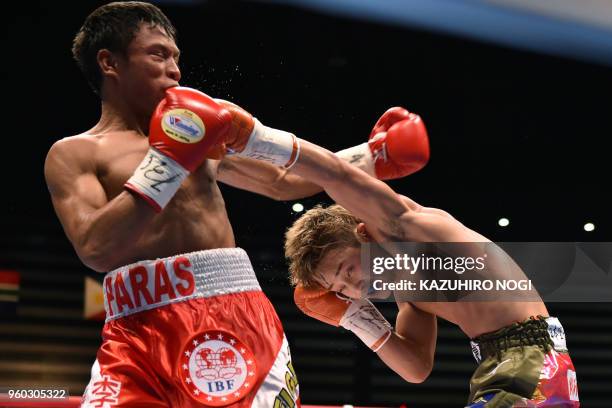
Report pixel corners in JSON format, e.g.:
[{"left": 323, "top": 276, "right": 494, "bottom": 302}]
[{"left": 103, "top": 248, "right": 261, "bottom": 322}]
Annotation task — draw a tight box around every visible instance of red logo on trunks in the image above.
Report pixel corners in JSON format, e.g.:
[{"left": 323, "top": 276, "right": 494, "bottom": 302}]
[
  {"left": 104, "top": 256, "right": 195, "bottom": 317},
  {"left": 180, "top": 330, "right": 258, "bottom": 406}
]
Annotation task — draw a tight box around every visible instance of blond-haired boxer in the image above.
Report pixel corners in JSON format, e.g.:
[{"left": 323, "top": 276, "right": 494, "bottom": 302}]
[{"left": 223, "top": 109, "right": 580, "bottom": 407}]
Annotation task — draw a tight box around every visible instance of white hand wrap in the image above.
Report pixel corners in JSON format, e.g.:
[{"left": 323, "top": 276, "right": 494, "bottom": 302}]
[
  {"left": 124, "top": 148, "right": 189, "bottom": 212},
  {"left": 335, "top": 142, "right": 376, "bottom": 177},
  {"left": 339, "top": 297, "right": 393, "bottom": 352},
  {"left": 233, "top": 119, "right": 300, "bottom": 169}
]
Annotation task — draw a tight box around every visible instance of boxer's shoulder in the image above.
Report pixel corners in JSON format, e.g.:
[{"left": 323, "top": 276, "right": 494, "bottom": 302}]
[
  {"left": 49, "top": 133, "right": 99, "bottom": 153},
  {"left": 46, "top": 131, "right": 144, "bottom": 184},
  {"left": 54, "top": 130, "right": 149, "bottom": 166},
  {"left": 52, "top": 130, "right": 146, "bottom": 150},
  {"left": 45, "top": 133, "right": 100, "bottom": 176}
]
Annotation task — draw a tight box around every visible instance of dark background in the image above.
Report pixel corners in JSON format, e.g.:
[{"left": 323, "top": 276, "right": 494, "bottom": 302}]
[{"left": 2, "top": 1, "right": 611, "bottom": 406}]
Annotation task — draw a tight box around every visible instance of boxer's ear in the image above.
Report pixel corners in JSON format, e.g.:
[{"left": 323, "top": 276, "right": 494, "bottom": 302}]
[
  {"left": 354, "top": 223, "right": 371, "bottom": 243},
  {"left": 97, "top": 49, "right": 120, "bottom": 80}
]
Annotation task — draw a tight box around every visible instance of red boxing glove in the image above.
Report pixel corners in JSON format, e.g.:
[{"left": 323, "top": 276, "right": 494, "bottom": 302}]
[
  {"left": 336, "top": 107, "right": 430, "bottom": 180},
  {"left": 125, "top": 87, "right": 231, "bottom": 211},
  {"left": 149, "top": 87, "right": 232, "bottom": 171},
  {"left": 206, "top": 98, "right": 300, "bottom": 168},
  {"left": 369, "top": 107, "right": 430, "bottom": 180},
  {"left": 206, "top": 99, "right": 256, "bottom": 161}
]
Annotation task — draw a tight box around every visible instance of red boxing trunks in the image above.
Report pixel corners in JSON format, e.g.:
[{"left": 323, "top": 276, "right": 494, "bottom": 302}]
[{"left": 81, "top": 248, "right": 300, "bottom": 407}]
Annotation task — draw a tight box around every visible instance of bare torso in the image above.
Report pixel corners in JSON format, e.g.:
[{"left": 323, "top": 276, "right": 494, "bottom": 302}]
[
  {"left": 60, "top": 130, "right": 234, "bottom": 267},
  {"left": 410, "top": 300, "right": 548, "bottom": 338},
  {"left": 389, "top": 200, "right": 548, "bottom": 338}
]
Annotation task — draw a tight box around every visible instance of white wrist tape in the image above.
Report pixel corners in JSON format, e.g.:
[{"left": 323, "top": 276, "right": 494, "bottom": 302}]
[
  {"left": 234, "top": 119, "right": 300, "bottom": 168},
  {"left": 335, "top": 143, "right": 376, "bottom": 177},
  {"left": 340, "top": 298, "right": 393, "bottom": 352},
  {"left": 124, "top": 147, "right": 189, "bottom": 212}
]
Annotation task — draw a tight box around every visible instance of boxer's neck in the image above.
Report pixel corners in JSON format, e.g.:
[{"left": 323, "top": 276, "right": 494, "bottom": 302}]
[{"left": 93, "top": 96, "right": 148, "bottom": 136}]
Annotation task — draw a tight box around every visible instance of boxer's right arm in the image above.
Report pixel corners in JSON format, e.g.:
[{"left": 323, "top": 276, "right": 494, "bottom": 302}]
[
  {"left": 45, "top": 87, "right": 231, "bottom": 272},
  {"left": 45, "top": 138, "right": 156, "bottom": 272}
]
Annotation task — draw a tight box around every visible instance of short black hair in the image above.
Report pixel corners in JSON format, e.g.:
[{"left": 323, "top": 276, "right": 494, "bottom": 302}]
[{"left": 72, "top": 1, "right": 177, "bottom": 95}]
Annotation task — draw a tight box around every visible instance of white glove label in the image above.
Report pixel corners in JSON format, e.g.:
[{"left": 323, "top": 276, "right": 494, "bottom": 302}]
[
  {"left": 340, "top": 298, "right": 392, "bottom": 351},
  {"left": 125, "top": 147, "right": 189, "bottom": 211},
  {"left": 233, "top": 119, "right": 300, "bottom": 168},
  {"left": 335, "top": 143, "right": 376, "bottom": 177}
]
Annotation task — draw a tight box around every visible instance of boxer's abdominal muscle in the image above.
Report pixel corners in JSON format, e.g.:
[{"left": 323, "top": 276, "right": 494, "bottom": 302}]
[
  {"left": 95, "top": 132, "right": 236, "bottom": 268},
  {"left": 412, "top": 300, "right": 549, "bottom": 338}
]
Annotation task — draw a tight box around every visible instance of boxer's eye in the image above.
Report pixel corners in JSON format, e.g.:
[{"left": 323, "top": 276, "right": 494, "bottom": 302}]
[{"left": 149, "top": 49, "right": 167, "bottom": 60}]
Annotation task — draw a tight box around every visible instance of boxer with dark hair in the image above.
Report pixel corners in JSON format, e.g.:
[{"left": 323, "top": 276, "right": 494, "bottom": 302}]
[{"left": 45, "top": 3, "right": 429, "bottom": 406}]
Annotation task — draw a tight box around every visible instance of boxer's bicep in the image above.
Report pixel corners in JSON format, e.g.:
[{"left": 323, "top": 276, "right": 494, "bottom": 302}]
[
  {"left": 58, "top": 175, "right": 108, "bottom": 243},
  {"left": 45, "top": 141, "right": 107, "bottom": 243}
]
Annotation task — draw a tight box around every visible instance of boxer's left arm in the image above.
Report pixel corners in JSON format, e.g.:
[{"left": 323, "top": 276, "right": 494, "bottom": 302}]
[
  {"left": 211, "top": 99, "right": 321, "bottom": 200},
  {"left": 216, "top": 156, "right": 323, "bottom": 201},
  {"left": 223, "top": 106, "right": 429, "bottom": 238},
  {"left": 215, "top": 102, "right": 429, "bottom": 201}
]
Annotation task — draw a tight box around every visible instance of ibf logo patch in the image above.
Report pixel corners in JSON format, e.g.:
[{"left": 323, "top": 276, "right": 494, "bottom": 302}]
[{"left": 180, "top": 330, "right": 257, "bottom": 406}]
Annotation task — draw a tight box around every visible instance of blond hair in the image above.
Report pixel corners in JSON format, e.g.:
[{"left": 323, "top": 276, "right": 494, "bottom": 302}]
[{"left": 284, "top": 204, "right": 361, "bottom": 287}]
